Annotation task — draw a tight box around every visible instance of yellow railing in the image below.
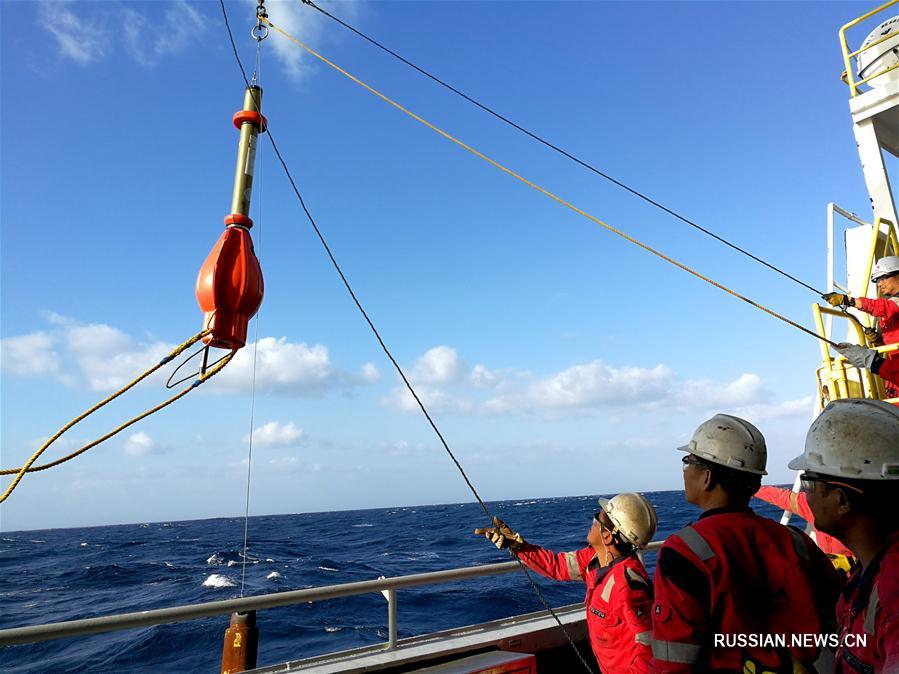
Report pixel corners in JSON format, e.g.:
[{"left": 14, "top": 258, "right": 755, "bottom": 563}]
[
  {"left": 813, "top": 304, "right": 899, "bottom": 403},
  {"left": 839, "top": 0, "right": 899, "bottom": 96},
  {"left": 814, "top": 216, "right": 899, "bottom": 405}
]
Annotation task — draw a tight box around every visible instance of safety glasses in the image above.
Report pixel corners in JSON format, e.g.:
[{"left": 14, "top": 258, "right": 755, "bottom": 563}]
[
  {"left": 681, "top": 455, "right": 709, "bottom": 472},
  {"left": 799, "top": 473, "right": 865, "bottom": 494},
  {"left": 593, "top": 511, "right": 611, "bottom": 530}
]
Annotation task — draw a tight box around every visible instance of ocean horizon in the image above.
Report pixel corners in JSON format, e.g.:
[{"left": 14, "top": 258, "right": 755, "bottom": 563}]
[{"left": 1, "top": 489, "right": 792, "bottom": 673}]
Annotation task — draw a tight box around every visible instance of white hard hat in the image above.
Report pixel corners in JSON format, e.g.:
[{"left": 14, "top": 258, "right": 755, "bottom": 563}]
[
  {"left": 871, "top": 256, "right": 899, "bottom": 283},
  {"left": 788, "top": 399, "right": 899, "bottom": 480},
  {"left": 678, "top": 414, "right": 768, "bottom": 475},
  {"left": 598, "top": 492, "right": 658, "bottom": 549}
]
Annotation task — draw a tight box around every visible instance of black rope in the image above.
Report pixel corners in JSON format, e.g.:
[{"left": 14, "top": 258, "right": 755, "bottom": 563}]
[
  {"left": 218, "top": 4, "right": 596, "bottom": 671},
  {"left": 299, "top": 0, "right": 824, "bottom": 297}
]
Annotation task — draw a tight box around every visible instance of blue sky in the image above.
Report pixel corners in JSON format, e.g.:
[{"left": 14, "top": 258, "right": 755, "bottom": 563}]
[{"left": 0, "top": 0, "right": 883, "bottom": 530}]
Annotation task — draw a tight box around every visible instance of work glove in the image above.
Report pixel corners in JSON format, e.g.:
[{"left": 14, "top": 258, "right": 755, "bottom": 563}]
[
  {"left": 474, "top": 517, "right": 525, "bottom": 551},
  {"left": 835, "top": 343, "right": 877, "bottom": 370},
  {"left": 822, "top": 292, "right": 852, "bottom": 308},
  {"left": 863, "top": 327, "right": 882, "bottom": 346}
]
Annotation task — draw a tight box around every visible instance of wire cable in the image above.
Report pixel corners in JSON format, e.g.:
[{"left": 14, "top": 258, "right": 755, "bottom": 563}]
[
  {"left": 241, "top": 88, "right": 265, "bottom": 599},
  {"left": 299, "top": 0, "right": 824, "bottom": 297},
  {"left": 260, "top": 17, "right": 837, "bottom": 350},
  {"left": 219, "top": 5, "right": 597, "bottom": 671}
]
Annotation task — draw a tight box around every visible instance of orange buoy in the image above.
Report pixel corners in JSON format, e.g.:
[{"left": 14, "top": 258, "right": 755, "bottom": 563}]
[{"left": 196, "top": 86, "right": 266, "bottom": 350}]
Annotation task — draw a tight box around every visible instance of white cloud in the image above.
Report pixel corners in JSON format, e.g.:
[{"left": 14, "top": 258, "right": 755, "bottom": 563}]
[
  {"left": 4, "top": 316, "right": 378, "bottom": 399},
  {"left": 63, "top": 323, "right": 171, "bottom": 392},
  {"left": 413, "top": 346, "right": 462, "bottom": 384},
  {"left": 383, "top": 347, "right": 785, "bottom": 421},
  {"left": 38, "top": 1, "right": 108, "bottom": 65},
  {"left": 124, "top": 432, "right": 156, "bottom": 457},
  {"left": 731, "top": 396, "right": 815, "bottom": 423},
  {"left": 480, "top": 360, "right": 674, "bottom": 416},
  {"left": 259, "top": 0, "right": 324, "bottom": 82},
  {"left": 1, "top": 321, "right": 168, "bottom": 390},
  {"left": 122, "top": 0, "right": 206, "bottom": 68},
  {"left": 213, "top": 337, "right": 334, "bottom": 396},
  {"left": 672, "top": 373, "right": 766, "bottom": 411},
  {"left": 38, "top": 1, "right": 207, "bottom": 68},
  {"left": 471, "top": 364, "right": 499, "bottom": 389},
  {"left": 0, "top": 332, "right": 60, "bottom": 376},
  {"left": 248, "top": 421, "right": 305, "bottom": 449},
  {"left": 361, "top": 362, "right": 380, "bottom": 383},
  {"left": 257, "top": 0, "right": 362, "bottom": 82},
  {"left": 383, "top": 384, "right": 475, "bottom": 415}
]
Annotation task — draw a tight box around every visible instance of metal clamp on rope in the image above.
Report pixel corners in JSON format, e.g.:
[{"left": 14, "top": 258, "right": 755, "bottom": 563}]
[{"left": 253, "top": 0, "right": 268, "bottom": 41}]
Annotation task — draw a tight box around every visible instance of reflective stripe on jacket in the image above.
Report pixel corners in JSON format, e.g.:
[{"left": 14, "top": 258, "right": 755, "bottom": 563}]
[
  {"left": 835, "top": 532, "right": 899, "bottom": 674},
  {"left": 650, "top": 507, "right": 841, "bottom": 673},
  {"left": 516, "top": 544, "right": 653, "bottom": 673}
]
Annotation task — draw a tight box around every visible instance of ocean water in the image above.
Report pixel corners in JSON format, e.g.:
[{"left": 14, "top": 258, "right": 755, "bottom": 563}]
[{"left": 1, "top": 491, "right": 789, "bottom": 673}]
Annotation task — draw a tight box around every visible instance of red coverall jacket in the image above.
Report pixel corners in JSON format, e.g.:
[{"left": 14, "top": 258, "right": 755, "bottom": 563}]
[
  {"left": 650, "top": 507, "right": 840, "bottom": 673},
  {"left": 835, "top": 532, "right": 899, "bottom": 674},
  {"left": 754, "top": 485, "right": 854, "bottom": 556},
  {"left": 873, "top": 354, "right": 899, "bottom": 390},
  {"left": 516, "top": 543, "right": 653, "bottom": 673},
  {"left": 856, "top": 296, "right": 899, "bottom": 397}
]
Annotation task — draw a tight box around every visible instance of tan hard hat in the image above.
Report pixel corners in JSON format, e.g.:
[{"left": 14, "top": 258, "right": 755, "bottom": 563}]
[
  {"left": 598, "top": 492, "right": 658, "bottom": 549},
  {"left": 789, "top": 399, "right": 899, "bottom": 480},
  {"left": 678, "top": 413, "right": 767, "bottom": 475}
]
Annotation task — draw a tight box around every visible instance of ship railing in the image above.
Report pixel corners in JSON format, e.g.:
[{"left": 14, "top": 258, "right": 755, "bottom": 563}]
[
  {"left": 0, "top": 540, "right": 663, "bottom": 650},
  {"left": 817, "top": 211, "right": 899, "bottom": 404},
  {"left": 813, "top": 304, "right": 899, "bottom": 403},
  {"left": 839, "top": 0, "right": 899, "bottom": 97}
]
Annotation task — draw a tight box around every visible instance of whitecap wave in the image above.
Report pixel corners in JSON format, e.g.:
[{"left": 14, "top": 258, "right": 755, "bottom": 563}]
[
  {"left": 265, "top": 558, "right": 275, "bottom": 563},
  {"left": 352, "top": 523, "right": 374, "bottom": 528},
  {"left": 207, "top": 554, "right": 223, "bottom": 566},
  {"left": 79, "top": 542, "right": 88, "bottom": 547},
  {"left": 164, "top": 562, "right": 174, "bottom": 568},
  {"left": 324, "top": 626, "right": 342, "bottom": 633},
  {"left": 318, "top": 566, "right": 339, "bottom": 572},
  {"left": 202, "top": 574, "right": 236, "bottom": 588},
  {"left": 227, "top": 560, "right": 238, "bottom": 567},
  {"left": 266, "top": 572, "right": 282, "bottom": 580}
]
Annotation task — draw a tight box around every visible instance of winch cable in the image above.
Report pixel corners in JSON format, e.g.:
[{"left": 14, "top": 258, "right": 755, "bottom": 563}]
[
  {"left": 298, "top": 0, "right": 825, "bottom": 297},
  {"left": 260, "top": 17, "right": 839, "bottom": 351},
  {"left": 240, "top": 23, "right": 267, "bottom": 597},
  {"left": 220, "top": 5, "right": 597, "bottom": 672},
  {"left": 0, "top": 332, "right": 235, "bottom": 503}
]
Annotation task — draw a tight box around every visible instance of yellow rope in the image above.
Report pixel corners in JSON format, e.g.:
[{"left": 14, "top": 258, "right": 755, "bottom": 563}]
[
  {"left": 263, "top": 17, "right": 830, "bottom": 346},
  {"left": 0, "top": 332, "right": 232, "bottom": 503}
]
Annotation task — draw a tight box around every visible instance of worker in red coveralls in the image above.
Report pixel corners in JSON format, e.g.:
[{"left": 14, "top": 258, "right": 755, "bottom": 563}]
[
  {"left": 753, "top": 484, "right": 856, "bottom": 579},
  {"left": 651, "top": 414, "right": 840, "bottom": 673},
  {"left": 475, "top": 493, "right": 657, "bottom": 673},
  {"left": 824, "top": 255, "right": 899, "bottom": 398},
  {"left": 789, "top": 399, "right": 899, "bottom": 674}
]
